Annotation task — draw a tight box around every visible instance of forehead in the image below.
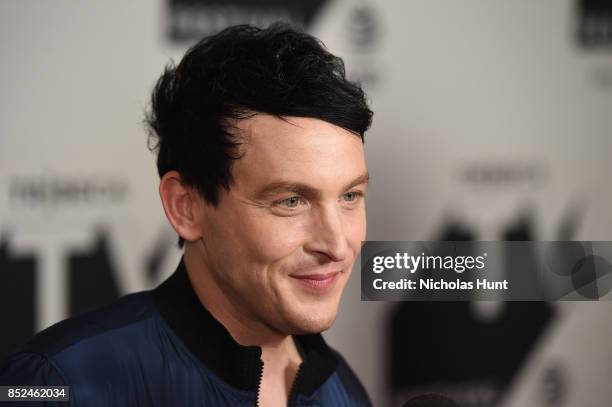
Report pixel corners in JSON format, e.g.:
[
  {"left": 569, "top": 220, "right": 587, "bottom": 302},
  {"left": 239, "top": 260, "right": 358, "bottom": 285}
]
[{"left": 230, "top": 115, "right": 366, "bottom": 189}]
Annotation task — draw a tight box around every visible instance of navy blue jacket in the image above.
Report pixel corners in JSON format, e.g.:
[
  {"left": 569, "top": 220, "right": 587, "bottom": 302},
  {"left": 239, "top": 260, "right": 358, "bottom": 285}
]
[{"left": 0, "top": 260, "right": 371, "bottom": 406}]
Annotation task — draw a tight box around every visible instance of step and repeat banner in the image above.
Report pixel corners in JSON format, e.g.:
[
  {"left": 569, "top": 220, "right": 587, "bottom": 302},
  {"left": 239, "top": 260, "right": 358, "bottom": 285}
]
[{"left": 1, "top": 1, "right": 612, "bottom": 406}]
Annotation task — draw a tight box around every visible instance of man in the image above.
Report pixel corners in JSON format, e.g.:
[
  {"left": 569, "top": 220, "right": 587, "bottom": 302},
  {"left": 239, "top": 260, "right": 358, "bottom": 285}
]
[{"left": 0, "top": 24, "right": 373, "bottom": 406}]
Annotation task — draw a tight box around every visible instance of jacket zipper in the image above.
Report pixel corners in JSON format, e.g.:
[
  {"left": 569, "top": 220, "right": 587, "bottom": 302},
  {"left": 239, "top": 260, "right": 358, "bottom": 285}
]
[
  {"left": 255, "top": 360, "right": 264, "bottom": 407},
  {"left": 256, "top": 361, "right": 304, "bottom": 406},
  {"left": 286, "top": 364, "right": 303, "bottom": 407}
]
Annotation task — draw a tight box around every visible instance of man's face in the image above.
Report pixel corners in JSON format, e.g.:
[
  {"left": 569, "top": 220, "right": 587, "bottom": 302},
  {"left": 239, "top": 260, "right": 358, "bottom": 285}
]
[{"left": 195, "top": 114, "right": 367, "bottom": 335}]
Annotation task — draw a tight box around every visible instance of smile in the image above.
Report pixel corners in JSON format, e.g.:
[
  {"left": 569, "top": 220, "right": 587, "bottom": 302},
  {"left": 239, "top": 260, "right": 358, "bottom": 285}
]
[{"left": 290, "top": 271, "right": 341, "bottom": 291}]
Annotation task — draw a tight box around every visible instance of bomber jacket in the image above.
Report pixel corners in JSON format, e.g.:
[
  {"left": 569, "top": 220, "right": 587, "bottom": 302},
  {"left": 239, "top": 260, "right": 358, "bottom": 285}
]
[{"left": 0, "top": 259, "right": 372, "bottom": 406}]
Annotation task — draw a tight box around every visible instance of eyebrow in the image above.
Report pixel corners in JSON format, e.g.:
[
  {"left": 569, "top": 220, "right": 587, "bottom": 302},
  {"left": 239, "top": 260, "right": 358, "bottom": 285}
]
[{"left": 253, "top": 171, "right": 369, "bottom": 199}]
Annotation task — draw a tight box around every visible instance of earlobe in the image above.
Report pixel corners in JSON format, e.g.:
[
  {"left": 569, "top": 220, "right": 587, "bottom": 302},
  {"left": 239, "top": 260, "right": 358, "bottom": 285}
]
[{"left": 158, "top": 171, "right": 204, "bottom": 242}]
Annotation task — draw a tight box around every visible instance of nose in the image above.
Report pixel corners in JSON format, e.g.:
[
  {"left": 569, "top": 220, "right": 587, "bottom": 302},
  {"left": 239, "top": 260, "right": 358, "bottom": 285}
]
[{"left": 304, "top": 204, "right": 350, "bottom": 263}]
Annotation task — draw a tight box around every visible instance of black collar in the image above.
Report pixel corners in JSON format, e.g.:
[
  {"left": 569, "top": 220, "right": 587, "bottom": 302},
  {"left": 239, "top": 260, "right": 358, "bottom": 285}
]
[{"left": 150, "top": 258, "right": 339, "bottom": 395}]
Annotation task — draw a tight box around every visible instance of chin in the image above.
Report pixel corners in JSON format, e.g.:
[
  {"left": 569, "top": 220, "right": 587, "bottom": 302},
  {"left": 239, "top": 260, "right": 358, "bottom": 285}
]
[{"left": 286, "top": 307, "right": 338, "bottom": 334}]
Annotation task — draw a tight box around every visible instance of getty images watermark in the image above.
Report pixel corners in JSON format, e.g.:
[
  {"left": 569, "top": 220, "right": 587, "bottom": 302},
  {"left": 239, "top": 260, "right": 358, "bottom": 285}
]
[{"left": 361, "top": 242, "right": 612, "bottom": 301}]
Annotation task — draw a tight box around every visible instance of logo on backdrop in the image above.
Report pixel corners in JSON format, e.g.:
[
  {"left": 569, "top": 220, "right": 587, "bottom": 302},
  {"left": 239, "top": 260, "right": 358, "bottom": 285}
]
[
  {"left": 342, "top": 4, "right": 384, "bottom": 90},
  {"left": 388, "top": 214, "right": 570, "bottom": 406},
  {"left": 166, "top": 0, "right": 329, "bottom": 43},
  {"left": 577, "top": 0, "right": 612, "bottom": 49},
  {"left": 0, "top": 174, "right": 178, "bottom": 361}
]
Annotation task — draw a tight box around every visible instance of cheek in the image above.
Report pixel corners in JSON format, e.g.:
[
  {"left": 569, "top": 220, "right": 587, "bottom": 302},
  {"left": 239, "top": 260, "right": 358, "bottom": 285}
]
[{"left": 243, "top": 216, "right": 309, "bottom": 264}]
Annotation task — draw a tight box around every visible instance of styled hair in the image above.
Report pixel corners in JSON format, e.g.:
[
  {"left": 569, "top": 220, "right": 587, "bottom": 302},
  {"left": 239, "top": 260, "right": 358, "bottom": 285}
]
[{"left": 146, "top": 23, "right": 373, "bottom": 247}]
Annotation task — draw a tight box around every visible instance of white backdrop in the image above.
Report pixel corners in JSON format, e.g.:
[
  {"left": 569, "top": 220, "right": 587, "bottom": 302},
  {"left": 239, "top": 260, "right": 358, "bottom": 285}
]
[{"left": 1, "top": 1, "right": 611, "bottom": 406}]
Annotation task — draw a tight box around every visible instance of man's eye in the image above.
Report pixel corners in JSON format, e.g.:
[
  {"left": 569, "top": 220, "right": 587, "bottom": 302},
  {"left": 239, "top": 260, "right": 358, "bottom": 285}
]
[
  {"left": 342, "top": 191, "right": 362, "bottom": 202},
  {"left": 278, "top": 196, "right": 302, "bottom": 208}
]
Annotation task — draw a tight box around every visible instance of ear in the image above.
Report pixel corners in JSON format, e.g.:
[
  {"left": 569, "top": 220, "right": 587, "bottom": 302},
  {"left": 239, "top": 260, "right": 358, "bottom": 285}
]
[{"left": 158, "top": 171, "right": 205, "bottom": 243}]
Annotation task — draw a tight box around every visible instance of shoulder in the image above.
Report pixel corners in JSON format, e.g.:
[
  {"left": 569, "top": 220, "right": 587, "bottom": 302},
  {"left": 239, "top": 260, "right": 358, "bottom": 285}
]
[
  {"left": 329, "top": 347, "right": 373, "bottom": 407},
  {"left": 24, "top": 292, "right": 156, "bottom": 356},
  {"left": 0, "top": 351, "right": 66, "bottom": 386},
  {"left": 0, "top": 292, "right": 159, "bottom": 385}
]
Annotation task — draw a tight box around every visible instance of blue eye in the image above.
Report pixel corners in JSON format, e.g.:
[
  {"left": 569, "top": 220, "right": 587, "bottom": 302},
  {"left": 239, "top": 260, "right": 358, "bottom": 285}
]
[
  {"left": 280, "top": 196, "right": 301, "bottom": 208},
  {"left": 342, "top": 191, "right": 362, "bottom": 202}
]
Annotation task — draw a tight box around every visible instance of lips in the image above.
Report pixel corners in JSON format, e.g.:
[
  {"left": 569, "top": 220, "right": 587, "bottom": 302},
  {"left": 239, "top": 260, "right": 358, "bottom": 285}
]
[
  {"left": 290, "top": 271, "right": 341, "bottom": 291},
  {"left": 292, "top": 272, "right": 338, "bottom": 280}
]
